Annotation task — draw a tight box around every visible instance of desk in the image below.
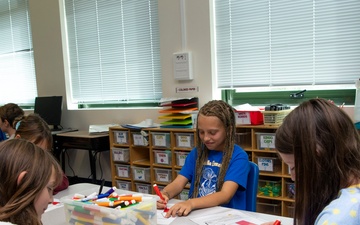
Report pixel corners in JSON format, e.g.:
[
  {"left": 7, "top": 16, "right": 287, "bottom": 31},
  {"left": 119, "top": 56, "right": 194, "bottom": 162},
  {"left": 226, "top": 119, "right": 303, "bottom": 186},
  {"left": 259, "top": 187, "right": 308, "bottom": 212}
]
[
  {"left": 53, "top": 131, "right": 110, "bottom": 183},
  {"left": 42, "top": 183, "right": 293, "bottom": 225}
]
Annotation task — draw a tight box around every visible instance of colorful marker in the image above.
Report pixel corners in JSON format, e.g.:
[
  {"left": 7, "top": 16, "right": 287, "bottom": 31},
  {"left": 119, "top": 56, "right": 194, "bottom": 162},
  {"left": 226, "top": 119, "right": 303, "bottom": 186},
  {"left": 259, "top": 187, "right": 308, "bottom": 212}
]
[{"left": 153, "top": 184, "right": 165, "bottom": 201}]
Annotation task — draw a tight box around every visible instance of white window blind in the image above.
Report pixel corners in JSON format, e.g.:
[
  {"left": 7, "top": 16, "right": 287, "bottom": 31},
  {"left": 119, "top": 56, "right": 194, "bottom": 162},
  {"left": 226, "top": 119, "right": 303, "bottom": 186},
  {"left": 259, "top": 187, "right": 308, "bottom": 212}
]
[
  {"left": 63, "top": 0, "right": 162, "bottom": 105},
  {"left": 0, "top": 0, "right": 37, "bottom": 105},
  {"left": 214, "top": 1, "right": 360, "bottom": 89}
]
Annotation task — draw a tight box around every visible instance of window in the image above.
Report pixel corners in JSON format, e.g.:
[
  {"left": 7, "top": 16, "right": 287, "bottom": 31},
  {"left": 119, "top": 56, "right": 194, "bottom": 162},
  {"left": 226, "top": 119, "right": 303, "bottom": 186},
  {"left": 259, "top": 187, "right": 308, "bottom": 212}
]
[
  {"left": 0, "top": 0, "right": 37, "bottom": 106},
  {"left": 213, "top": 1, "right": 360, "bottom": 105},
  {"left": 63, "top": 0, "right": 162, "bottom": 108}
]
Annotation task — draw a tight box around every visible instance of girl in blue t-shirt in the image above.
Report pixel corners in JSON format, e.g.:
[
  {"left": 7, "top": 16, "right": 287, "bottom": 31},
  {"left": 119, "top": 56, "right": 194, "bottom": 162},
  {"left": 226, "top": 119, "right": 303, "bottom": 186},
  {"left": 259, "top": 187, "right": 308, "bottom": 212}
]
[{"left": 157, "top": 100, "right": 250, "bottom": 218}]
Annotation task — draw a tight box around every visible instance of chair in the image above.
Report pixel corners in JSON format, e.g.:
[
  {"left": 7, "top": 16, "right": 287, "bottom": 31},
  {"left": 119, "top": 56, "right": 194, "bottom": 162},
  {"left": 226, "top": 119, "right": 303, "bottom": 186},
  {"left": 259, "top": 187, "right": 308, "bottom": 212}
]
[{"left": 246, "top": 161, "right": 259, "bottom": 212}]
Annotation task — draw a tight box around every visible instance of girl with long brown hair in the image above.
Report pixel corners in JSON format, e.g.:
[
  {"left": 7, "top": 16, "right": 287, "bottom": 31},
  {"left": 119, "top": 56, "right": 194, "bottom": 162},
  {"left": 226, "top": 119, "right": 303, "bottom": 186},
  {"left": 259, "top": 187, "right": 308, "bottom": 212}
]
[{"left": 157, "top": 100, "right": 250, "bottom": 217}]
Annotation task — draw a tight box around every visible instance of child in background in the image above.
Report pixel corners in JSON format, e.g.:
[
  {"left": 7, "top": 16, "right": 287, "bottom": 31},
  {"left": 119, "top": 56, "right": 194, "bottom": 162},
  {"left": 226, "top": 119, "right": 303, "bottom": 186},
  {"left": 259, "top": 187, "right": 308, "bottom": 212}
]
[
  {"left": 14, "top": 113, "right": 69, "bottom": 194},
  {"left": 272, "top": 98, "right": 360, "bottom": 225},
  {"left": 0, "top": 103, "right": 24, "bottom": 139},
  {"left": 157, "top": 100, "right": 250, "bottom": 217},
  {"left": 0, "top": 139, "right": 63, "bottom": 225}
]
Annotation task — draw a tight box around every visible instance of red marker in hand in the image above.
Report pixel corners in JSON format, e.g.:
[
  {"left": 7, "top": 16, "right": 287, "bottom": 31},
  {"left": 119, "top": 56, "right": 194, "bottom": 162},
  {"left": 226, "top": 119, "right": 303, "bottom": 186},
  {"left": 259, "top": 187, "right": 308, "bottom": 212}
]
[
  {"left": 153, "top": 184, "right": 168, "bottom": 211},
  {"left": 273, "top": 220, "right": 281, "bottom": 225},
  {"left": 153, "top": 184, "right": 165, "bottom": 201}
]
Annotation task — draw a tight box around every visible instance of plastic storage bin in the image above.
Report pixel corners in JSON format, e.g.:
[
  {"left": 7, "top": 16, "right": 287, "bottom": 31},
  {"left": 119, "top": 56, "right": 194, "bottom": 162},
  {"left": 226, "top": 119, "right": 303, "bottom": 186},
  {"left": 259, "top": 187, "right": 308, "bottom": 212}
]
[
  {"left": 132, "top": 166, "right": 151, "bottom": 182},
  {"left": 287, "top": 204, "right": 295, "bottom": 217},
  {"left": 115, "top": 164, "right": 130, "bottom": 178},
  {"left": 257, "top": 201, "right": 281, "bottom": 216},
  {"left": 132, "top": 132, "right": 148, "bottom": 146},
  {"left": 61, "top": 193, "right": 157, "bottom": 225},
  {"left": 151, "top": 132, "right": 171, "bottom": 148},
  {"left": 113, "top": 130, "right": 129, "bottom": 144},
  {"left": 255, "top": 156, "right": 281, "bottom": 173},
  {"left": 258, "top": 179, "right": 282, "bottom": 197},
  {"left": 154, "top": 168, "right": 172, "bottom": 183},
  {"left": 286, "top": 181, "right": 295, "bottom": 199},
  {"left": 116, "top": 180, "right": 131, "bottom": 190},
  {"left": 235, "top": 132, "right": 251, "bottom": 147},
  {"left": 256, "top": 132, "right": 276, "bottom": 150},
  {"left": 112, "top": 148, "right": 130, "bottom": 162},
  {"left": 175, "top": 133, "right": 194, "bottom": 148},
  {"left": 179, "top": 189, "right": 189, "bottom": 200},
  {"left": 153, "top": 150, "right": 172, "bottom": 165},
  {"left": 135, "top": 183, "right": 152, "bottom": 194},
  {"left": 175, "top": 151, "right": 189, "bottom": 166}
]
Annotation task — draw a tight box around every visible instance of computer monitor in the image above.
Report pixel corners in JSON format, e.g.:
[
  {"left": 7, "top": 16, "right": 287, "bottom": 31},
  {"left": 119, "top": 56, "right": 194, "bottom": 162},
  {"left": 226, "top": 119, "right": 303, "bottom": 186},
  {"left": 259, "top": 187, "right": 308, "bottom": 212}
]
[{"left": 34, "top": 96, "right": 63, "bottom": 131}]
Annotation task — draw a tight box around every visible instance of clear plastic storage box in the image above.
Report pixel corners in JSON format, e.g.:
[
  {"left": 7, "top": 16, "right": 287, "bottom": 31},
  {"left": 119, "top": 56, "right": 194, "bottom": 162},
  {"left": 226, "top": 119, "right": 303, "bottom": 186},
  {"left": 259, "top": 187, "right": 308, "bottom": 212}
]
[
  {"left": 153, "top": 150, "right": 172, "bottom": 165},
  {"left": 151, "top": 132, "right": 171, "bottom": 148},
  {"left": 175, "top": 133, "right": 194, "bottom": 148},
  {"left": 112, "top": 148, "right": 130, "bottom": 162},
  {"left": 115, "top": 164, "right": 130, "bottom": 178},
  {"left": 132, "top": 166, "right": 151, "bottom": 182},
  {"left": 154, "top": 168, "right": 172, "bottom": 183},
  {"left": 255, "top": 156, "right": 281, "bottom": 173},
  {"left": 113, "top": 130, "right": 129, "bottom": 145}
]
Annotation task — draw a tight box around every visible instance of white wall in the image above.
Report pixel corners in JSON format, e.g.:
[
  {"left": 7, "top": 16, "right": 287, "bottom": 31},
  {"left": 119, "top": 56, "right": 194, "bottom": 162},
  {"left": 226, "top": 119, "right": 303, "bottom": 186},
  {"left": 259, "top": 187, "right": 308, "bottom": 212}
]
[{"left": 28, "top": 0, "right": 214, "bottom": 181}]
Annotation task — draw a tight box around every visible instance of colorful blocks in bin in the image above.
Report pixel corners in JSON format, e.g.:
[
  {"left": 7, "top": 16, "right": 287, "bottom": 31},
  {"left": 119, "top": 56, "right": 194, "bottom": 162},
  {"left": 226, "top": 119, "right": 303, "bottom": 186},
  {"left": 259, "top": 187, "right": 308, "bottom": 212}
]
[
  {"left": 258, "top": 179, "right": 281, "bottom": 197},
  {"left": 286, "top": 181, "right": 295, "bottom": 199},
  {"left": 61, "top": 191, "right": 157, "bottom": 225}
]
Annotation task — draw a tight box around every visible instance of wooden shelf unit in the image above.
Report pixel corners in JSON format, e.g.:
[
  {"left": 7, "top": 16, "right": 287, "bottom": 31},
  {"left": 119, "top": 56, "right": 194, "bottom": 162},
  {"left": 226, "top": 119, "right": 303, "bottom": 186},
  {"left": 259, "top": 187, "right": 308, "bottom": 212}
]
[
  {"left": 237, "top": 125, "right": 294, "bottom": 217},
  {"left": 109, "top": 126, "right": 196, "bottom": 199}
]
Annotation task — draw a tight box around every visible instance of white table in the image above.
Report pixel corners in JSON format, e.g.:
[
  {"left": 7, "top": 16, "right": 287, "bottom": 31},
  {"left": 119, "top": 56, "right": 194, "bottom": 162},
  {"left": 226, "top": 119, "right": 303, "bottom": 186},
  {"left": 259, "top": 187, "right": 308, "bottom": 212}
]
[{"left": 42, "top": 183, "right": 293, "bottom": 225}]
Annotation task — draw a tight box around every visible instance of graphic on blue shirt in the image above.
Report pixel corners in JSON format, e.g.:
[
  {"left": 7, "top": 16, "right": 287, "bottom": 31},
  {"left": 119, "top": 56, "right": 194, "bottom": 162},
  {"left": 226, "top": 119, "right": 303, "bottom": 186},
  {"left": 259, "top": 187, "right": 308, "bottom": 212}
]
[{"left": 199, "top": 167, "right": 218, "bottom": 196}]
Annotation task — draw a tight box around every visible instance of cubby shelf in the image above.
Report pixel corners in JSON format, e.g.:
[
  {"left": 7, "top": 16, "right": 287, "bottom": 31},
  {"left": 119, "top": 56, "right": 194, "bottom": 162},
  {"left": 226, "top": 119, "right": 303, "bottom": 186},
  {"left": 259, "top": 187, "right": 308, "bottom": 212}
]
[
  {"left": 237, "top": 125, "right": 294, "bottom": 217},
  {"left": 109, "top": 126, "right": 195, "bottom": 200}
]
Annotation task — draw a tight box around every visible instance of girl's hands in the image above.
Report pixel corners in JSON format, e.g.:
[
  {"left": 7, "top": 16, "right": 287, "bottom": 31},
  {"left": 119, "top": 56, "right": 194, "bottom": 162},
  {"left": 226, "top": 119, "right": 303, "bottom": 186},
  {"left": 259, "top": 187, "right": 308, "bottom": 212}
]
[
  {"left": 156, "top": 191, "right": 169, "bottom": 209},
  {"left": 164, "top": 199, "right": 194, "bottom": 218}
]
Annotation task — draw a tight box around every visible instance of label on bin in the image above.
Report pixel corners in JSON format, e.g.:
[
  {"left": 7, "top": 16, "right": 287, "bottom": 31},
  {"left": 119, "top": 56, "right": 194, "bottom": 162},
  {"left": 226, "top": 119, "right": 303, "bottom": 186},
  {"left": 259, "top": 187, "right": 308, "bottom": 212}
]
[
  {"left": 133, "top": 134, "right": 145, "bottom": 146},
  {"left": 115, "top": 131, "right": 127, "bottom": 144},
  {"left": 117, "top": 166, "right": 129, "bottom": 177},
  {"left": 156, "top": 152, "right": 169, "bottom": 164},
  {"left": 258, "top": 158, "right": 274, "bottom": 172},
  {"left": 177, "top": 135, "right": 192, "bottom": 147},
  {"left": 134, "top": 169, "right": 146, "bottom": 181},
  {"left": 137, "top": 185, "right": 150, "bottom": 194},
  {"left": 259, "top": 135, "right": 275, "bottom": 149},
  {"left": 114, "top": 150, "right": 125, "bottom": 161},
  {"left": 177, "top": 153, "right": 187, "bottom": 166},
  {"left": 154, "top": 134, "right": 167, "bottom": 146},
  {"left": 157, "top": 172, "right": 170, "bottom": 182},
  {"left": 236, "top": 112, "right": 251, "bottom": 125}
]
